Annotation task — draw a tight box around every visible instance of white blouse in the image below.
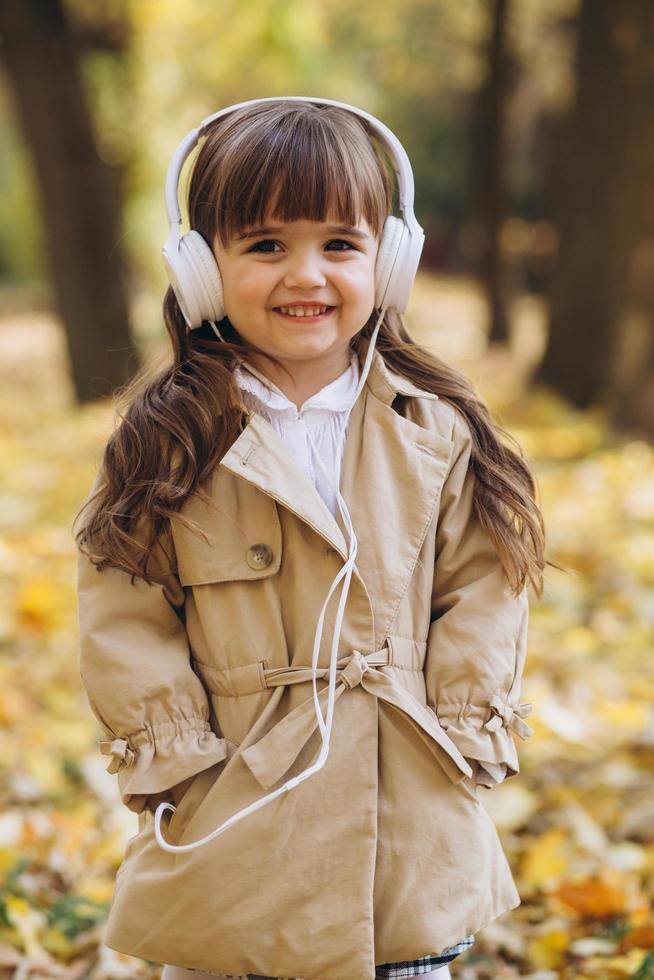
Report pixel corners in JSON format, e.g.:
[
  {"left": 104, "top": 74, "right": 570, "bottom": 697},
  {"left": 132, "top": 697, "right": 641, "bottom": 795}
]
[
  {"left": 233, "top": 351, "right": 361, "bottom": 520},
  {"left": 231, "top": 354, "right": 506, "bottom": 789}
]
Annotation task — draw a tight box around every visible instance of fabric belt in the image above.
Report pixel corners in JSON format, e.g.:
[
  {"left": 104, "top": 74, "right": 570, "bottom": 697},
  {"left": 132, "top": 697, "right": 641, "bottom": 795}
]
[{"left": 230, "top": 645, "right": 475, "bottom": 789}]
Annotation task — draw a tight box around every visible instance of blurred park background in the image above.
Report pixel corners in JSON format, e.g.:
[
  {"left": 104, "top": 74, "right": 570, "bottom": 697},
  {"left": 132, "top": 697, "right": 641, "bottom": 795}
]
[{"left": 1, "top": 0, "right": 654, "bottom": 977}]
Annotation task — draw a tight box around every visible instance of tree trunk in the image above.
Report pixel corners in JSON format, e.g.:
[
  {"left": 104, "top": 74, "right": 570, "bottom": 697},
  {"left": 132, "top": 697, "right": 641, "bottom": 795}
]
[
  {"left": 465, "top": 0, "right": 514, "bottom": 344},
  {"left": 536, "top": 0, "right": 654, "bottom": 412},
  {"left": 611, "top": 15, "right": 654, "bottom": 434},
  {"left": 0, "top": 0, "right": 140, "bottom": 403}
]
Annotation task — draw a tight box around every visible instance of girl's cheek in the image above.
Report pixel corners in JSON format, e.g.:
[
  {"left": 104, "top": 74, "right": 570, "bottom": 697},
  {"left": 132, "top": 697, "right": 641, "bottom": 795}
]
[
  {"left": 340, "top": 259, "right": 375, "bottom": 286},
  {"left": 231, "top": 274, "right": 268, "bottom": 302}
]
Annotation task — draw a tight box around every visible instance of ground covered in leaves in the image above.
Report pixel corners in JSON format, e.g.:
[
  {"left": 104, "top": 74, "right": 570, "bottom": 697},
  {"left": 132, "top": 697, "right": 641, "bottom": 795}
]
[{"left": 1, "top": 282, "right": 653, "bottom": 978}]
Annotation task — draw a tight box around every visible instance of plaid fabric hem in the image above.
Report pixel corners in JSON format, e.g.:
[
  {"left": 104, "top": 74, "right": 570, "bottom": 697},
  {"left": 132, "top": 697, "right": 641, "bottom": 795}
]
[
  {"left": 374, "top": 935, "right": 476, "bottom": 977},
  {"left": 203, "top": 933, "right": 475, "bottom": 979}
]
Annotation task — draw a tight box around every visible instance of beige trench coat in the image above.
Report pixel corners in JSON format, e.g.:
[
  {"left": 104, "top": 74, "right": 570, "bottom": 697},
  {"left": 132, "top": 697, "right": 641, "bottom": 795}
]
[{"left": 76, "top": 346, "right": 533, "bottom": 980}]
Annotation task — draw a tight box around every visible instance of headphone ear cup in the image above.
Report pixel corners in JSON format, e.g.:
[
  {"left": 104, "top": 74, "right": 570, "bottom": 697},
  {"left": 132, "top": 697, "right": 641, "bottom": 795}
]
[
  {"left": 163, "top": 230, "right": 225, "bottom": 328},
  {"left": 374, "top": 216, "right": 406, "bottom": 311},
  {"left": 179, "top": 231, "right": 225, "bottom": 326}
]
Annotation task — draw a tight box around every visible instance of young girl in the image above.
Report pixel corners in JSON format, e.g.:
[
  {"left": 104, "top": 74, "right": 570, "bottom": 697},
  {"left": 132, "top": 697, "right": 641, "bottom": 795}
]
[{"left": 74, "top": 97, "right": 553, "bottom": 980}]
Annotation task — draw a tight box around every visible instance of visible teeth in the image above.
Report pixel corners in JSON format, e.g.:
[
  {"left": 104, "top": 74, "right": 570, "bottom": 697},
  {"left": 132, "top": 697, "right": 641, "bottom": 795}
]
[{"left": 278, "top": 306, "right": 328, "bottom": 316}]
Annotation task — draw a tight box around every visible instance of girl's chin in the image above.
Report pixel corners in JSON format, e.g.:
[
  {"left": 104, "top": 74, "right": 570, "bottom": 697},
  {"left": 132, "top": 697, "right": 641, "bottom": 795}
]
[{"left": 264, "top": 333, "right": 344, "bottom": 361}]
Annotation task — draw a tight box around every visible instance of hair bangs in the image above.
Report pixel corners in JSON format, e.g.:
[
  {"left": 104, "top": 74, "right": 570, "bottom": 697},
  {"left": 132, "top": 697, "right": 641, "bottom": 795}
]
[{"left": 208, "top": 103, "right": 392, "bottom": 247}]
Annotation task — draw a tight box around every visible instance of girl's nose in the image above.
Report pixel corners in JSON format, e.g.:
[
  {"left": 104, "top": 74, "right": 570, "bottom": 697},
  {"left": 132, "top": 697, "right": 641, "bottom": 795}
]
[{"left": 282, "top": 253, "right": 327, "bottom": 290}]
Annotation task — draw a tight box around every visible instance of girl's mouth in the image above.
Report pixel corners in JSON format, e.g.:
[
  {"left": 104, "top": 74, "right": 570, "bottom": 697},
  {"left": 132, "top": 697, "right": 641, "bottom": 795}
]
[{"left": 273, "top": 306, "right": 336, "bottom": 322}]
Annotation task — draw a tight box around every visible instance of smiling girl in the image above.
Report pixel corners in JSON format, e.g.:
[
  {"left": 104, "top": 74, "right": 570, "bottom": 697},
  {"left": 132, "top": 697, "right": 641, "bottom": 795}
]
[{"left": 74, "top": 98, "right": 553, "bottom": 980}]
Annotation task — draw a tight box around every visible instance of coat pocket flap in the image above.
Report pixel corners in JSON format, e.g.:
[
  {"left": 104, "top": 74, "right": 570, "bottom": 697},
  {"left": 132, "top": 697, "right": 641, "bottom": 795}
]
[
  {"left": 171, "top": 477, "right": 282, "bottom": 585},
  {"left": 175, "top": 539, "right": 281, "bottom": 585}
]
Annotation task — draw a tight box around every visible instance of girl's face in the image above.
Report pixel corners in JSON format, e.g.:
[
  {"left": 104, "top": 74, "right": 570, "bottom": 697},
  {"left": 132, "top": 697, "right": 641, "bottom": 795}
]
[{"left": 212, "top": 215, "right": 379, "bottom": 370}]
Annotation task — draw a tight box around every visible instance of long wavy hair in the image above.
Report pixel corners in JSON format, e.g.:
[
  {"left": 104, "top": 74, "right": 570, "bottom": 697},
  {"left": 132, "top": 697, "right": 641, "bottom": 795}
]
[{"left": 73, "top": 98, "right": 561, "bottom": 600}]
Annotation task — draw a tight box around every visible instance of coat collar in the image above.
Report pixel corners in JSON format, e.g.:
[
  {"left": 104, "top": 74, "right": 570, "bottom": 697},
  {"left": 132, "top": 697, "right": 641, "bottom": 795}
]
[
  {"left": 232, "top": 343, "right": 439, "bottom": 411},
  {"left": 218, "top": 345, "right": 453, "bottom": 634},
  {"left": 358, "top": 343, "right": 441, "bottom": 407}
]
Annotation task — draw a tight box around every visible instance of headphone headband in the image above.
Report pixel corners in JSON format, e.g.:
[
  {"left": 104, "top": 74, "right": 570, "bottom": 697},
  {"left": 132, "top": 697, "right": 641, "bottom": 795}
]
[{"left": 164, "top": 95, "right": 420, "bottom": 241}]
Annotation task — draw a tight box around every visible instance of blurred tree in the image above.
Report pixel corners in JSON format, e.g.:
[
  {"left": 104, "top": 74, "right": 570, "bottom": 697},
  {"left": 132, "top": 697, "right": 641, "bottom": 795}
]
[
  {"left": 536, "top": 0, "right": 654, "bottom": 424},
  {"left": 611, "top": 23, "right": 654, "bottom": 433},
  {"left": 0, "top": 0, "right": 139, "bottom": 402},
  {"left": 464, "top": 0, "right": 519, "bottom": 345}
]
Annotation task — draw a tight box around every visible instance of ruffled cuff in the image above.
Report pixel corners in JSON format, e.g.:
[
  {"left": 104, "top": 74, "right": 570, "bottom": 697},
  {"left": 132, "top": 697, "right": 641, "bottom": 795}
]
[
  {"left": 98, "top": 716, "right": 228, "bottom": 814},
  {"left": 474, "top": 761, "right": 508, "bottom": 787},
  {"left": 436, "top": 694, "right": 534, "bottom": 784}
]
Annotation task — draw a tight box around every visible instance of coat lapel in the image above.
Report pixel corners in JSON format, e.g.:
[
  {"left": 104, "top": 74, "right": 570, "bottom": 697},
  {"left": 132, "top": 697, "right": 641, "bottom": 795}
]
[
  {"left": 219, "top": 346, "right": 454, "bottom": 637},
  {"left": 220, "top": 412, "right": 350, "bottom": 557}
]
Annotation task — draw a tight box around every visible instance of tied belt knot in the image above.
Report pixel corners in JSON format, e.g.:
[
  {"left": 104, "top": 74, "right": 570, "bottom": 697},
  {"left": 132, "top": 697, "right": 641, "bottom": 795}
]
[
  {"left": 339, "top": 648, "right": 369, "bottom": 689},
  {"left": 238, "top": 645, "right": 475, "bottom": 791}
]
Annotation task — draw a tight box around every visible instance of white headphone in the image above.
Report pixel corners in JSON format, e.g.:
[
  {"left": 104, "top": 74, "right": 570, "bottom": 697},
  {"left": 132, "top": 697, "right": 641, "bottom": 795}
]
[
  {"left": 161, "top": 95, "right": 425, "bottom": 327},
  {"left": 154, "top": 96, "right": 426, "bottom": 854}
]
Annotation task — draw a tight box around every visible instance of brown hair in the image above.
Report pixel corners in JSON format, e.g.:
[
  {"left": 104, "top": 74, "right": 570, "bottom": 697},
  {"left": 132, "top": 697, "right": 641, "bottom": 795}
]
[{"left": 73, "top": 99, "right": 560, "bottom": 599}]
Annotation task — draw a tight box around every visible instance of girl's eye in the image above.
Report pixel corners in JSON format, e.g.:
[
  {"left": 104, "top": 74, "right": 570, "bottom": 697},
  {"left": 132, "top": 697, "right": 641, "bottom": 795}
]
[
  {"left": 327, "top": 239, "right": 358, "bottom": 251},
  {"left": 246, "top": 239, "right": 357, "bottom": 254},
  {"left": 246, "top": 240, "right": 281, "bottom": 254}
]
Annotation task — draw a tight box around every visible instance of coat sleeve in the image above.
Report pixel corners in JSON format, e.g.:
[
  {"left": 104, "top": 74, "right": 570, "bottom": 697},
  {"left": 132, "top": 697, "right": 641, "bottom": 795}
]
[
  {"left": 424, "top": 408, "right": 534, "bottom": 787},
  {"left": 476, "top": 761, "right": 510, "bottom": 787},
  {"left": 75, "top": 468, "right": 228, "bottom": 815}
]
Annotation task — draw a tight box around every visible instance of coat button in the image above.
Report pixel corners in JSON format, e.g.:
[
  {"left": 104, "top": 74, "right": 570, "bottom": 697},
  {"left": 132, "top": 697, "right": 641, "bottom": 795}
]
[{"left": 246, "top": 543, "right": 273, "bottom": 570}]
